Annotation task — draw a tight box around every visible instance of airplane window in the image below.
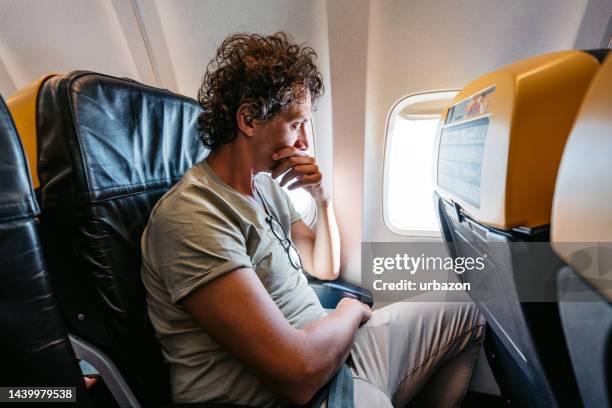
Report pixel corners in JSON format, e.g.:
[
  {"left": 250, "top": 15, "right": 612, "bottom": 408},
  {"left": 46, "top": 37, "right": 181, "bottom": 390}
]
[
  {"left": 282, "top": 120, "right": 317, "bottom": 226},
  {"left": 383, "top": 91, "right": 458, "bottom": 237}
]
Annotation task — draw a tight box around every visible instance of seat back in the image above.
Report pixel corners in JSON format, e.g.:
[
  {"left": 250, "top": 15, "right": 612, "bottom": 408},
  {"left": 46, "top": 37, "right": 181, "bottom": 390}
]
[
  {"left": 8, "top": 72, "right": 207, "bottom": 404},
  {"left": 0, "top": 95, "right": 90, "bottom": 404},
  {"left": 551, "top": 52, "right": 612, "bottom": 408},
  {"left": 433, "top": 50, "right": 604, "bottom": 407}
]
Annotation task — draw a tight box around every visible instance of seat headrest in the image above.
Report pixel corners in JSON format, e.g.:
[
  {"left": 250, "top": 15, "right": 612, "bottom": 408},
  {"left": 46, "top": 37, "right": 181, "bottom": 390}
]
[
  {"left": 551, "top": 54, "right": 612, "bottom": 300},
  {"left": 33, "top": 71, "right": 207, "bottom": 206},
  {"left": 433, "top": 51, "right": 601, "bottom": 229},
  {"left": 0, "top": 96, "right": 38, "bottom": 221}
]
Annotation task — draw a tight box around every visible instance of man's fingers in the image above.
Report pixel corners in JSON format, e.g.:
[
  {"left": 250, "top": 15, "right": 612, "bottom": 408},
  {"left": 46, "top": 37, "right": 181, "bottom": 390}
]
[
  {"left": 279, "top": 168, "right": 298, "bottom": 187},
  {"left": 84, "top": 376, "right": 98, "bottom": 390},
  {"left": 287, "top": 173, "right": 322, "bottom": 190},
  {"left": 272, "top": 146, "right": 305, "bottom": 161},
  {"left": 269, "top": 148, "right": 323, "bottom": 195},
  {"left": 279, "top": 164, "right": 319, "bottom": 186},
  {"left": 271, "top": 156, "right": 314, "bottom": 179}
]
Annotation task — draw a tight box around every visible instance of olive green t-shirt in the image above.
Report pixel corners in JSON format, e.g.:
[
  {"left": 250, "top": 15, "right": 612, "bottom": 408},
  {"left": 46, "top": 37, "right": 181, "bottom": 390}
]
[{"left": 141, "top": 160, "right": 327, "bottom": 406}]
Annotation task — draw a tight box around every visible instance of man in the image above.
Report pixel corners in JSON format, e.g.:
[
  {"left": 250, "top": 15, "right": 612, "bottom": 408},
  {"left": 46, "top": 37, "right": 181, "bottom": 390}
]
[{"left": 141, "top": 32, "right": 485, "bottom": 407}]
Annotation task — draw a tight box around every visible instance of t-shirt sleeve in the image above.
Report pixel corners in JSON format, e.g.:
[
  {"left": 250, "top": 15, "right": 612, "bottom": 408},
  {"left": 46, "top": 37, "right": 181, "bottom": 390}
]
[{"left": 145, "top": 202, "right": 253, "bottom": 305}]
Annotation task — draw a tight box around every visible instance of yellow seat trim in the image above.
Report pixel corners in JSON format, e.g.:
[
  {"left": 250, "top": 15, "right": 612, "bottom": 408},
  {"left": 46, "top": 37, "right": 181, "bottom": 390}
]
[{"left": 6, "top": 74, "right": 56, "bottom": 189}]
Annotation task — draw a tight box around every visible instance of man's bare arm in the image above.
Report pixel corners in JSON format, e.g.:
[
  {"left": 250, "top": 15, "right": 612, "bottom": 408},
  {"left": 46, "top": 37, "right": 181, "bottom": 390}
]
[
  {"left": 291, "top": 203, "right": 340, "bottom": 280},
  {"left": 182, "top": 267, "right": 370, "bottom": 405}
]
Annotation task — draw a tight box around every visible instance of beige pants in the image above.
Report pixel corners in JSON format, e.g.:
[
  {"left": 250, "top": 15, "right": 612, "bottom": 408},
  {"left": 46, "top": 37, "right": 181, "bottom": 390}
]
[{"left": 329, "top": 301, "right": 486, "bottom": 408}]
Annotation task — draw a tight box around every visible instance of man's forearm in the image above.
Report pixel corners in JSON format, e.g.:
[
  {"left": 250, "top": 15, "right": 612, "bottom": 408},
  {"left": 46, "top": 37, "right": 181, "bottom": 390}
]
[
  {"left": 292, "top": 300, "right": 365, "bottom": 400},
  {"left": 311, "top": 198, "right": 341, "bottom": 280}
]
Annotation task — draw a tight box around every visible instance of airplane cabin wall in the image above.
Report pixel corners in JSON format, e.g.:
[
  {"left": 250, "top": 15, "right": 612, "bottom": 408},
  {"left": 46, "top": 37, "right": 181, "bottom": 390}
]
[
  {"left": 326, "top": 0, "right": 370, "bottom": 283},
  {"left": 0, "top": 0, "right": 142, "bottom": 94},
  {"left": 574, "top": 0, "right": 612, "bottom": 48}
]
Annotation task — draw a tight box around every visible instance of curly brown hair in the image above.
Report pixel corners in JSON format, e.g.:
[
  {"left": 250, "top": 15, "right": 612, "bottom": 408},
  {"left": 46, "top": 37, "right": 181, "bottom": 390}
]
[{"left": 197, "top": 32, "right": 324, "bottom": 150}]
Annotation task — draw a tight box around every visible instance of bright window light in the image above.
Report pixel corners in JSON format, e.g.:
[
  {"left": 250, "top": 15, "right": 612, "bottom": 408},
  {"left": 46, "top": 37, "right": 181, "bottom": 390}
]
[
  {"left": 388, "top": 118, "right": 440, "bottom": 232},
  {"left": 384, "top": 91, "right": 457, "bottom": 236}
]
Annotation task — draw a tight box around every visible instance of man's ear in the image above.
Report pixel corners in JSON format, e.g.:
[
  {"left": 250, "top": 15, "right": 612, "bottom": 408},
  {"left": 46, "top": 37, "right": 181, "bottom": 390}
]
[{"left": 236, "top": 104, "right": 256, "bottom": 137}]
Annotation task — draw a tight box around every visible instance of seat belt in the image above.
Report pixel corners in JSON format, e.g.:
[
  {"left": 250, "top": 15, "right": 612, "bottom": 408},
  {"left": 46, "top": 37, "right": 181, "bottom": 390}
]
[{"left": 310, "top": 363, "right": 354, "bottom": 408}]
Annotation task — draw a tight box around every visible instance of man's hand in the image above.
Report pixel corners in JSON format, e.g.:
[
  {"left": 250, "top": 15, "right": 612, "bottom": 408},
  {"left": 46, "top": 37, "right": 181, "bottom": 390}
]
[
  {"left": 270, "top": 147, "right": 328, "bottom": 202},
  {"left": 84, "top": 376, "right": 97, "bottom": 390},
  {"left": 336, "top": 297, "right": 372, "bottom": 325}
]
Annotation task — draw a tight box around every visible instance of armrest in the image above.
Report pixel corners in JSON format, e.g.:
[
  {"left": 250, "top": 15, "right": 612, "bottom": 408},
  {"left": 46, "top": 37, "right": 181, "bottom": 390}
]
[
  {"left": 70, "top": 334, "right": 140, "bottom": 408},
  {"left": 308, "top": 277, "right": 374, "bottom": 308}
]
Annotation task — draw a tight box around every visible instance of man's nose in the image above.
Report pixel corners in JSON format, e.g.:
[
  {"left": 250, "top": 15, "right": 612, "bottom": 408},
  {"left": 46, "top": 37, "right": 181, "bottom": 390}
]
[{"left": 294, "top": 127, "right": 309, "bottom": 151}]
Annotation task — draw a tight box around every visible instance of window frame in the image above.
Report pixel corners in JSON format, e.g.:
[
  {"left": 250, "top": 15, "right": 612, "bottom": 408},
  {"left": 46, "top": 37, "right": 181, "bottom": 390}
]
[{"left": 382, "top": 90, "right": 459, "bottom": 238}]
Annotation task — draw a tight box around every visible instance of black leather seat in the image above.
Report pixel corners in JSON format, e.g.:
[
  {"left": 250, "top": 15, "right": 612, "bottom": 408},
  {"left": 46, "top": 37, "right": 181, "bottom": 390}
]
[
  {"left": 28, "top": 72, "right": 208, "bottom": 406},
  {"left": 0, "top": 94, "right": 91, "bottom": 406}
]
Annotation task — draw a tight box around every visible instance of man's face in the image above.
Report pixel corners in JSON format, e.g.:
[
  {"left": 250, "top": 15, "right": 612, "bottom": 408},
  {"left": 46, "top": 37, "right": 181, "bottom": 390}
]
[{"left": 251, "top": 90, "right": 312, "bottom": 173}]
